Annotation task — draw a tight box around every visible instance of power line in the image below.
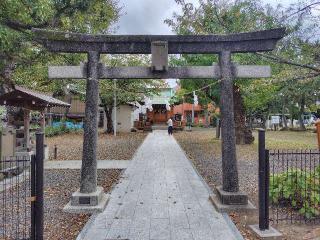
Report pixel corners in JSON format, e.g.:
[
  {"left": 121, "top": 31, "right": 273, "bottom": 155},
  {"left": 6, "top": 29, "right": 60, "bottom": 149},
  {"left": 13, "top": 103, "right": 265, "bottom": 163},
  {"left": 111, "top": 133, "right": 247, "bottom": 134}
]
[{"left": 182, "top": 79, "right": 222, "bottom": 96}]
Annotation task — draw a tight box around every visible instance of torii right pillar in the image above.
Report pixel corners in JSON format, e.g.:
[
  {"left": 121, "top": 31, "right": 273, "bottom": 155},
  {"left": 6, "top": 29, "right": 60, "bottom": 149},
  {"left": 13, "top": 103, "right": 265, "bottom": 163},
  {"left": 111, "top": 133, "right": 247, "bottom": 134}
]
[{"left": 210, "top": 51, "right": 254, "bottom": 211}]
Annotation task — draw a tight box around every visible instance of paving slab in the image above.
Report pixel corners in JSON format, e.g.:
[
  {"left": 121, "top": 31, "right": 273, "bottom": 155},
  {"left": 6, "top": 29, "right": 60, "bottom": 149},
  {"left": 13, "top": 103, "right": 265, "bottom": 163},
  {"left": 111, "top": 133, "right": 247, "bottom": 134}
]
[
  {"left": 44, "top": 160, "right": 130, "bottom": 169},
  {"left": 78, "top": 130, "right": 241, "bottom": 240}
]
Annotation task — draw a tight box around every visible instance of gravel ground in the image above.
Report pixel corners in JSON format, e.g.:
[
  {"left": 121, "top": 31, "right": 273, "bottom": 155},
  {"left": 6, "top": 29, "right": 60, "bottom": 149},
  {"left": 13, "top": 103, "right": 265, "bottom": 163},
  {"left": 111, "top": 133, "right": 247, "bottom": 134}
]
[
  {"left": 46, "top": 132, "right": 147, "bottom": 160},
  {"left": 174, "top": 129, "right": 319, "bottom": 240},
  {"left": 1, "top": 169, "right": 123, "bottom": 240}
]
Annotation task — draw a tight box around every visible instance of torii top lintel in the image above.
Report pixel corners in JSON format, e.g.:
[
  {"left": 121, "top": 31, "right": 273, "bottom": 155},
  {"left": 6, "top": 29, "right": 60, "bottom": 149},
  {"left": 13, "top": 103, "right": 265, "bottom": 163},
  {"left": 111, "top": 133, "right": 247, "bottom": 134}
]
[{"left": 32, "top": 28, "right": 285, "bottom": 54}]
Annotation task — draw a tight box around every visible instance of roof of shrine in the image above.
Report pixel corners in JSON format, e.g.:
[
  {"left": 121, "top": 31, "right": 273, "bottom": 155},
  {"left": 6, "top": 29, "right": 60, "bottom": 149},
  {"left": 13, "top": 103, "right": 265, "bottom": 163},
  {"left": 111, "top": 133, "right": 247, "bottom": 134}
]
[{"left": 0, "top": 86, "right": 70, "bottom": 110}]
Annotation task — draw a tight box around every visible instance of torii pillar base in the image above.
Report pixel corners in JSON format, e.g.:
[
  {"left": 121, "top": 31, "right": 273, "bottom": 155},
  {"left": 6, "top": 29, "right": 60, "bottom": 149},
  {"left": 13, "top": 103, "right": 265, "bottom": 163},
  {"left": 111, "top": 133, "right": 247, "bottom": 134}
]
[
  {"left": 63, "top": 187, "right": 109, "bottom": 214},
  {"left": 210, "top": 186, "right": 255, "bottom": 212}
]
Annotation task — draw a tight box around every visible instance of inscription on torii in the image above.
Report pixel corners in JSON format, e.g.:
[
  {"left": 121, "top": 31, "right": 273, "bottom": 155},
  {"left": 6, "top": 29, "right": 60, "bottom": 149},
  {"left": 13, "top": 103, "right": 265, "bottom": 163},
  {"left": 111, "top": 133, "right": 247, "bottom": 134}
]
[{"left": 33, "top": 28, "right": 285, "bottom": 212}]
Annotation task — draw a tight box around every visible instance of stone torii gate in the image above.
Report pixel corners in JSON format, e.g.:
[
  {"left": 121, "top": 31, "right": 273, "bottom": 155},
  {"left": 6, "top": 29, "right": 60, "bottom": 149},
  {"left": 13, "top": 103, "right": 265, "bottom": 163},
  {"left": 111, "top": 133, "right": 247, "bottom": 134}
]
[{"left": 33, "top": 28, "right": 285, "bottom": 212}]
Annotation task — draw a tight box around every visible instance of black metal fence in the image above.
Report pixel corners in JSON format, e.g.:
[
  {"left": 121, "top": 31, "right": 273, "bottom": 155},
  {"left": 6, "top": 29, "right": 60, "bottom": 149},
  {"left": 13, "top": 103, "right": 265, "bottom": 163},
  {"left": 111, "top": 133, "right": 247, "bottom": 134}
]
[
  {"left": 269, "top": 149, "right": 320, "bottom": 224},
  {"left": 0, "top": 133, "right": 44, "bottom": 240},
  {"left": 257, "top": 129, "right": 320, "bottom": 230},
  {"left": 0, "top": 155, "right": 31, "bottom": 240}
]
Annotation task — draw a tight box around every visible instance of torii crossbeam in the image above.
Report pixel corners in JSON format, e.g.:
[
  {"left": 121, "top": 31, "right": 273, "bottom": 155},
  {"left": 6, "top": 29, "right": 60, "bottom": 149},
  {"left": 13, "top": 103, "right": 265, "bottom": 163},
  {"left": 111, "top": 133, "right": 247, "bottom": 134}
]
[{"left": 33, "top": 27, "right": 285, "bottom": 212}]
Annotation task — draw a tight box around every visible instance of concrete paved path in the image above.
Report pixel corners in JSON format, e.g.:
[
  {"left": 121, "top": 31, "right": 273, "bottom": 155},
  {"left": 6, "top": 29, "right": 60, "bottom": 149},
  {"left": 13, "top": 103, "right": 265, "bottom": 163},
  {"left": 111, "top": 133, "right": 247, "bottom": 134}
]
[
  {"left": 44, "top": 160, "right": 130, "bottom": 169},
  {"left": 79, "top": 131, "right": 240, "bottom": 240}
]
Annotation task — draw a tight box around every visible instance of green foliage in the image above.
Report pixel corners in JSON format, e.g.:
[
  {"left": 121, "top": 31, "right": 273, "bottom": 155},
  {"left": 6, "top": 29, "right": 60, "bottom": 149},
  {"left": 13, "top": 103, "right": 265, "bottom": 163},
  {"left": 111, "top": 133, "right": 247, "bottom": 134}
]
[
  {"left": 270, "top": 167, "right": 320, "bottom": 219},
  {"left": 166, "top": 0, "right": 320, "bottom": 125},
  {"left": 166, "top": 0, "right": 283, "bottom": 109},
  {"left": 45, "top": 126, "right": 62, "bottom": 137},
  {"left": 96, "top": 55, "right": 165, "bottom": 133},
  {"left": 99, "top": 55, "right": 163, "bottom": 106},
  {"left": 0, "top": 0, "right": 120, "bottom": 93},
  {"left": 195, "top": 122, "right": 204, "bottom": 128},
  {"left": 45, "top": 125, "right": 82, "bottom": 137}
]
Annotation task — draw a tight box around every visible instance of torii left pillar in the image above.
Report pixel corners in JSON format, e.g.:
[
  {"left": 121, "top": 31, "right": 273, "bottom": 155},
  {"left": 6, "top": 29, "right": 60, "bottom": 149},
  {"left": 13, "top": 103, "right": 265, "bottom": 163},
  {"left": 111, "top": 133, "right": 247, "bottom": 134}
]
[{"left": 64, "top": 51, "right": 108, "bottom": 213}]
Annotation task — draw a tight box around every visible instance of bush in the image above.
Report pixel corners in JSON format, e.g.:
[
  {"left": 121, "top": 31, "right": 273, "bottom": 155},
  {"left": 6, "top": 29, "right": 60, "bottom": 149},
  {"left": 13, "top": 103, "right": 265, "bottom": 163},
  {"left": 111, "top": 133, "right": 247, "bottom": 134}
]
[
  {"left": 45, "top": 125, "right": 82, "bottom": 137},
  {"left": 45, "top": 126, "right": 64, "bottom": 137},
  {"left": 270, "top": 167, "right": 320, "bottom": 219},
  {"left": 45, "top": 121, "right": 83, "bottom": 137}
]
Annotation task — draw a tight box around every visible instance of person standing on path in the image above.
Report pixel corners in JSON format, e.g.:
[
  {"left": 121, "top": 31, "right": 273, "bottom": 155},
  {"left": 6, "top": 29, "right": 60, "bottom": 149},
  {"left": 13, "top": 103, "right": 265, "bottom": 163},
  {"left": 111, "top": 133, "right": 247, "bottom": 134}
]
[{"left": 167, "top": 117, "right": 173, "bottom": 135}]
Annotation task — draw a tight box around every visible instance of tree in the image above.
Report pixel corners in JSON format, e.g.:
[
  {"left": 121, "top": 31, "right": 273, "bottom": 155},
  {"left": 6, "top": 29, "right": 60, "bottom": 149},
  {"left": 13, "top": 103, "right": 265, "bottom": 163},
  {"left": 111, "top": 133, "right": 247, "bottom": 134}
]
[
  {"left": 0, "top": 1, "right": 121, "bottom": 125},
  {"left": 0, "top": 0, "right": 120, "bottom": 93},
  {"left": 166, "top": 0, "right": 282, "bottom": 143},
  {"left": 99, "top": 55, "right": 163, "bottom": 134},
  {"left": 166, "top": 0, "right": 320, "bottom": 138}
]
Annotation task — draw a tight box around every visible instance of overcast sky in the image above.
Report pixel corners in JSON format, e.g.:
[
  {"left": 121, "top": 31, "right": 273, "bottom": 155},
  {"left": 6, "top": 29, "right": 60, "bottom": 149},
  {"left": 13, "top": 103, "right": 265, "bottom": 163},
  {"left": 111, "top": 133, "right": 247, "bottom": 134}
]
[{"left": 114, "top": 0, "right": 296, "bottom": 35}]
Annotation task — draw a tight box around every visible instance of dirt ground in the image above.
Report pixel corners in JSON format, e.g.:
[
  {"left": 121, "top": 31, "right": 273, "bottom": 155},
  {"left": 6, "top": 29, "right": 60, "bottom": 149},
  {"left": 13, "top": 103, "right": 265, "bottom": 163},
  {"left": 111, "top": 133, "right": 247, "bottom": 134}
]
[
  {"left": 174, "top": 128, "right": 319, "bottom": 240},
  {"left": 1, "top": 169, "right": 123, "bottom": 240},
  {"left": 46, "top": 131, "right": 147, "bottom": 160},
  {"left": 43, "top": 169, "right": 123, "bottom": 240}
]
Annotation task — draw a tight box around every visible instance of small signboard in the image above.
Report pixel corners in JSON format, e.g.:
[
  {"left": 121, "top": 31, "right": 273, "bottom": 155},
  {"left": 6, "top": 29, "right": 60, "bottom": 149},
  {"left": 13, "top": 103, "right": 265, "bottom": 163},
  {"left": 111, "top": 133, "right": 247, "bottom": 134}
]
[{"left": 271, "top": 116, "right": 280, "bottom": 124}]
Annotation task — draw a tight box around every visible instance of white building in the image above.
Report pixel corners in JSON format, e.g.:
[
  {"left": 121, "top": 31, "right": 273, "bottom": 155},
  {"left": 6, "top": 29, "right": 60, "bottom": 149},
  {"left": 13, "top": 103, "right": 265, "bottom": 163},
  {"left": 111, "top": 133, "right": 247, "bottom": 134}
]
[{"left": 110, "top": 104, "right": 137, "bottom": 133}]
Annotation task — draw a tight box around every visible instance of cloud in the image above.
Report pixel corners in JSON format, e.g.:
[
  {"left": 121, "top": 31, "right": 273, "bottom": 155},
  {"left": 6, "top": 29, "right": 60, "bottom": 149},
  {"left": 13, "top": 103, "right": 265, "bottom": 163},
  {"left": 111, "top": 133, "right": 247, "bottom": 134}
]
[
  {"left": 115, "top": 0, "right": 192, "bottom": 34},
  {"left": 115, "top": 0, "right": 295, "bottom": 35}
]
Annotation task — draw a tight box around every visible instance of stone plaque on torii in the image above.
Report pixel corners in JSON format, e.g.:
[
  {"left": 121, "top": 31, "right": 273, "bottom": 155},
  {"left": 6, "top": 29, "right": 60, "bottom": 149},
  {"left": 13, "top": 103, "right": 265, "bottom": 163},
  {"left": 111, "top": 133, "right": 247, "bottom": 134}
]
[{"left": 33, "top": 28, "right": 285, "bottom": 212}]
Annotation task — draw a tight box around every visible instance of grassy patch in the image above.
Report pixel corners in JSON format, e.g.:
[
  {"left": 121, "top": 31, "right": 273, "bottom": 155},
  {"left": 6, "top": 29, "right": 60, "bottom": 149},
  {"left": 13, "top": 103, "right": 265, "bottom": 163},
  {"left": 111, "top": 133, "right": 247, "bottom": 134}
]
[{"left": 262, "top": 131, "right": 317, "bottom": 149}]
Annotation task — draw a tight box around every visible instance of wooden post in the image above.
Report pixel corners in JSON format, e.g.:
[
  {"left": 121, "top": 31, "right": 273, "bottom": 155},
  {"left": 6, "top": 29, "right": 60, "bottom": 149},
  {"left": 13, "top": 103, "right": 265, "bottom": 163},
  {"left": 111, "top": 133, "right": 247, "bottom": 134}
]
[
  {"left": 192, "top": 91, "right": 195, "bottom": 124},
  {"left": 40, "top": 110, "right": 46, "bottom": 143},
  {"left": 316, "top": 120, "right": 320, "bottom": 150},
  {"left": 47, "top": 107, "right": 52, "bottom": 127},
  {"left": 216, "top": 118, "right": 221, "bottom": 139},
  {"left": 23, "top": 109, "right": 30, "bottom": 150},
  {"left": 192, "top": 103, "right": 194, "bottom": 124},
  {"left": 182, "top": 97, "right": 184, "bottom": 123}
]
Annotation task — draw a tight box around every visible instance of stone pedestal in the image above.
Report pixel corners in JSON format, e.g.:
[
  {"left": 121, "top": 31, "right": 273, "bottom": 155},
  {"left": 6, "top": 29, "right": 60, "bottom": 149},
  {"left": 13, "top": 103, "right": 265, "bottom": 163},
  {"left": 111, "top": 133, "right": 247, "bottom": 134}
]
[
  {"left": 216, "top": 186, "right": 248, "bottom": 205},
  {"left": 249, "top": 224, "right": 282, "bottom": 239},
  {"left": 64, "top": 187, "right": 109, "bottom": 214},
  {"left": 210, "top": 186, "right": 255, "bottom": 212}
]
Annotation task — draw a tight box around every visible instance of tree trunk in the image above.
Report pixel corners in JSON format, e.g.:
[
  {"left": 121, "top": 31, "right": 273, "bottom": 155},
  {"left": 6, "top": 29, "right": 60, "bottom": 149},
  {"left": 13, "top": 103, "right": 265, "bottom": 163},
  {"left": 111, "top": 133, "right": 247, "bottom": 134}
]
[
  {"left": 264, "top": 108, "right": 270, "bottom": 129},
  {"left": 1, "top": 60, "right": 16, "bottom": 89},
  {"left": 248, "top": 111, "right": 253, "bottom": 129},
  {"left": 104, "top": 105, "right": 114, "bottom": 134},
  {"left": 1, "top": 60, "right": 19, "bottom": 126},
  {"left": 233, "top": 85, "right": 254, "bottom": 144},
  {"left": 299, "top": 95, "right": 306, "bottom": 131},
  {"left": 205, "top": 108, "right": 209, "bottom": 127},
  {"left": 281, "top": 97, "right": 288, "bottom": 130},
  {"left": 262, "top": 114, "right": 267, "bottom": 129},
  {"left": 289, "top": 105, "right": 295, "bottom": 128}
]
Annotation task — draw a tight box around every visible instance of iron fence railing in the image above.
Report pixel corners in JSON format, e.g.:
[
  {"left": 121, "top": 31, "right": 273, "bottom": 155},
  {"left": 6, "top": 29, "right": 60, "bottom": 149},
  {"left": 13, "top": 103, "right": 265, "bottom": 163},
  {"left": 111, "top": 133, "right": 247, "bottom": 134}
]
[
  {"left": 0, "top": 155, "right": 32, "bottom": 240},
  {"left": 269, "top": 149, "right": 320, "bottom": 224},
  {"left": 0, "top": 132, "right": 44, "bottom": 240},
  {"left": 257, "top": 129, "right": 320, "bottom": 229}
]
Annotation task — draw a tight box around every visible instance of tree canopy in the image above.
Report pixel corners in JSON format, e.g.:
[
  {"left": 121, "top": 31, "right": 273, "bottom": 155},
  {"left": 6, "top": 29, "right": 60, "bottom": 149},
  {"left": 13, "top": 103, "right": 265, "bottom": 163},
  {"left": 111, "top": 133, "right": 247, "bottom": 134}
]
[
  {"left": 0, "top": 0, "right": 120, "bottom": 91},
  {"left": 0, "top": 1, "right": 164, "bottom": 134},
  {"left": 166, "top": 0, "right": 320, "bottom": 130}
]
